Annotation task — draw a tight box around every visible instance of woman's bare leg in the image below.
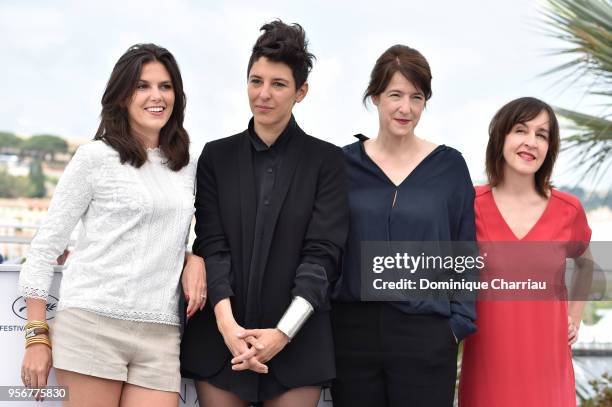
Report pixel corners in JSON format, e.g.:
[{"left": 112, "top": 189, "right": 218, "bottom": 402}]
[
  {"left": 119, "top": 383, "right": 178, "bottom": 407},
  {"left": 56, "top": 368, "right": 123, "bottom": 407}
]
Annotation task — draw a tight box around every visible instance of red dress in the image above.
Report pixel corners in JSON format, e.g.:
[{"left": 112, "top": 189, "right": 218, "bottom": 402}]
[{"left": 459, "top": 186, "right": 591, "bottom": 407}]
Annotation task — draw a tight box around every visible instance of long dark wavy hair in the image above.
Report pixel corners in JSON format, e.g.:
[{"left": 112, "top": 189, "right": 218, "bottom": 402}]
[{"left": 94, "top": 43, "right": 189, "bottom": 171}]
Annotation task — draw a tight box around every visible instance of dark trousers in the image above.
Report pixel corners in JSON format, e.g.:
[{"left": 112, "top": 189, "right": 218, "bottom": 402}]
[{"left": 330, "top": 302, "right": 458, "bottom": 407}]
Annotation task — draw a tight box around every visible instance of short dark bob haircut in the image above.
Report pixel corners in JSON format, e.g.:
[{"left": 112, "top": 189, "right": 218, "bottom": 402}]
[
  {"left": 486, "top": 97, "right": 560, "bottom": 197},
  {"left": 247, "top": 19, "right": 315, "bottom": 89},
  {"left": 364, "top": 44, "right": 432, "bottom": 104},
  {"left": 94, "top": 43, "right": 189, "bottom": 171}
]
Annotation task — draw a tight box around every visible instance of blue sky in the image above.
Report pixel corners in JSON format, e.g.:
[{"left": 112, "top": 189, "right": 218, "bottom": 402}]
[{"left": 1, "top": 0, "right": 607, "bottom": 189}]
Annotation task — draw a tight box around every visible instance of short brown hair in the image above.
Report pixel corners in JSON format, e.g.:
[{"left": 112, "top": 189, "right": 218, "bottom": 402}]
[
  {"left": 95, "top": 43, "right": 190, "bottom": 171},
  {"left": 486, "top": 97, "right": 560, "bottom": 197},
  {"left": 363, "top": 44, "right": 432, "bottom": 104}
]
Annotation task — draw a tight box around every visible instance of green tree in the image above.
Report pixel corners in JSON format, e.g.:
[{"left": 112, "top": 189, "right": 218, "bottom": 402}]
[
  {"left": 0, "top": 169, "right": 17, "bottom": 198},
  {"left": 0, "top": 131, "right": 22, "bottom": 153},
  {"left": 542, "top": 0, "right": 612, "bottom": 184},
  {"left": 0, "top": 169, "right": 31, "bottom": 198},
  {"left": 27, "top": 160, "right": 46, "bottom": 198},
  {"left": 21, "top": 134, "right": 68, "bottom": 161}
]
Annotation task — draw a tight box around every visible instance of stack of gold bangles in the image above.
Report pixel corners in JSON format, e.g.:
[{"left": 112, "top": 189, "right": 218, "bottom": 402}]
[{"left": 24, "top": 320, "right": 51, "bottom": 349}]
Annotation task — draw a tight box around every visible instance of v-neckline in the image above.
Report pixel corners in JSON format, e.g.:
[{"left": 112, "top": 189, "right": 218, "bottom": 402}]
[
  {"left": 359, "top": 139, "right": 444, "bottom": 188},
  {"left": 489, "top": 188, "right": 553, "bottom": 241}
]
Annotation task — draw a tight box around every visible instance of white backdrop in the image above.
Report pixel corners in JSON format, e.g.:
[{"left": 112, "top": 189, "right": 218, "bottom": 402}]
[{"left": 0, "top": 270, "right": 332, "bottom": 406}]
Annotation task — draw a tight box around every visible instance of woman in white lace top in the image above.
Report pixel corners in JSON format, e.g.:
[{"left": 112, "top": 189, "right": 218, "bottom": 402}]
[{"left": 19, "top": 43, "right": 205, "bottom": 406}]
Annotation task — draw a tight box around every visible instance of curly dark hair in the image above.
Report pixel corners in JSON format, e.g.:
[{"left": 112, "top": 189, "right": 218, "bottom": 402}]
[
  {"left": 247, "top": 19, "right": 315, "bottom": 89},
  {"left": 94, "top": 43, "right": 189, "bottom": 171}
]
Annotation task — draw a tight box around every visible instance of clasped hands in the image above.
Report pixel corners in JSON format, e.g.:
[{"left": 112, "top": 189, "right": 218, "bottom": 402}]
[{"left": 220, "top": 321, "right": 290, "bottom": 374}]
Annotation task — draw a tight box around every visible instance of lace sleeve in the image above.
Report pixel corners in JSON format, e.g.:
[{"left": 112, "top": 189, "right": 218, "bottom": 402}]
[{"left": 18, "top": 145, "right": 96, "bottom": 300}]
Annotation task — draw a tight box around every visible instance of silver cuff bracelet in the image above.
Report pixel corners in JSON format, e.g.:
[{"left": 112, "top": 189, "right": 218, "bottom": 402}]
[{"left": 276, "top": 296, "right": 314, "bottom": 340}]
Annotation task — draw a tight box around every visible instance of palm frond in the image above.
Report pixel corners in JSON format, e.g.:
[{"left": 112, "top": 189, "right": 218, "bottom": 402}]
[
  {"left": 543, "top": 0, "right": 612, "bottom": 85},
  {"left": 555, "top": 108, "right": 612, "bottom": 136},
  {"left": 542, "top": 0, "right": 612, "bottom": 185}
]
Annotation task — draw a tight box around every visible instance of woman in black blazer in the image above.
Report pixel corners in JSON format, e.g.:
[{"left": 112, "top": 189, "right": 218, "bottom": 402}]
[{"left": 180, "top": 20, "right": 349, "bottom": 407}]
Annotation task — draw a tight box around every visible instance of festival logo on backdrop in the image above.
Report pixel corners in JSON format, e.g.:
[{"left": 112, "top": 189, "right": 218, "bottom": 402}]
[{"left": 12, "top": 296, "right": 58, "bottom": 321}]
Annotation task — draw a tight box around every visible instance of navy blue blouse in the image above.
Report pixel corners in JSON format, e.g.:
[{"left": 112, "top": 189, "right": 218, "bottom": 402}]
[{"left": 333, "top": 135, "right": 477, "bottom": 341}]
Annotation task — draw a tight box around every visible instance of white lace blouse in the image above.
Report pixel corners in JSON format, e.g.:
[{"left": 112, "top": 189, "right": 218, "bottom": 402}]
[{"left": 18, "top": 140, "right": 197, "bottom": 325}]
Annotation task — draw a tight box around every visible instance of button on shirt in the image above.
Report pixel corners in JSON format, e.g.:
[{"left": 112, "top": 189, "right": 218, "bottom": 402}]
[
  {"left": 246, "top": 118, "right": 290, "bottom": 301},
  {"left": 248, "top": 122, "right": 287, "bottom": 212}
]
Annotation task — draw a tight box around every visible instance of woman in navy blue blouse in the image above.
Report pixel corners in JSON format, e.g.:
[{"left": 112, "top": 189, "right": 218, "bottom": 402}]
[{"left": 331, "top": 45, "right": 477, "bottom": 407}]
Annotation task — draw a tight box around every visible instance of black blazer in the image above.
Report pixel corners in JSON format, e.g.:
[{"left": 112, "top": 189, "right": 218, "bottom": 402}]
[{"left": 180, "top": 122, "right": 349, "bottom": 388}]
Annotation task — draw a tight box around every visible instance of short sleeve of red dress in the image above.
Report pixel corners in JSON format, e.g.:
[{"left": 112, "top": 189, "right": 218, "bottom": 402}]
[{"left": 568, "top": 199, "right": 592, "bottom": 258}]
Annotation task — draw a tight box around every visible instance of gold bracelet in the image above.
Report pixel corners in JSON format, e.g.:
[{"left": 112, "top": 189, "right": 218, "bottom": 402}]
[
  {"left": 25, "top": 320, "right": 49, "bottom": 331},
  {"left": 25, "top": 335, "right": 51, "bottom": 349},
  {"left": 25, "top": 327, "right": 49, "bottom": 339},
  {"left": 26, "top": 338, "right": 50, "bottom": 345},
  {"left": 26, "top": 334, "right": 50, "bottom": 343}
]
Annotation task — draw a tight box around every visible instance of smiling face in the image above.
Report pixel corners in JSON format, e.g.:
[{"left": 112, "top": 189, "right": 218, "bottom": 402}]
[
  {"left": 502, "top": 109, "right": 550, "bottom": 178},
  {"left": 247, "top": 57, "right": 308, "bottom": 134},
  {"left": 127, "top": 60, "right": 175, "bottom": 140},
  {"left": 372, "top": 71, "right": 425, "bottom": 139}
]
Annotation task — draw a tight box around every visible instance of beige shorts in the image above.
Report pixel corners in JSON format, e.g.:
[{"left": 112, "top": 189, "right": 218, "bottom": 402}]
[{"left": 50, "top": 308, "right": 181, "bottom": 393}]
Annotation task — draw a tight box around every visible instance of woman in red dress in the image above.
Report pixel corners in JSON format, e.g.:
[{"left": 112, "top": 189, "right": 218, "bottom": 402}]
[{"left": 459, "top": 97, "right": 592, "bottom": 407}]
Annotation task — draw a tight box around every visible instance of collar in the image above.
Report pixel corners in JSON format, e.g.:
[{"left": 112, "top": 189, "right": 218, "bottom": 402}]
[
  {"left": 248, "top": 116, "right": 296, "bottom": 152},
  {"left": 353, "top": 133, "right": 369, "bottom": 142}
]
